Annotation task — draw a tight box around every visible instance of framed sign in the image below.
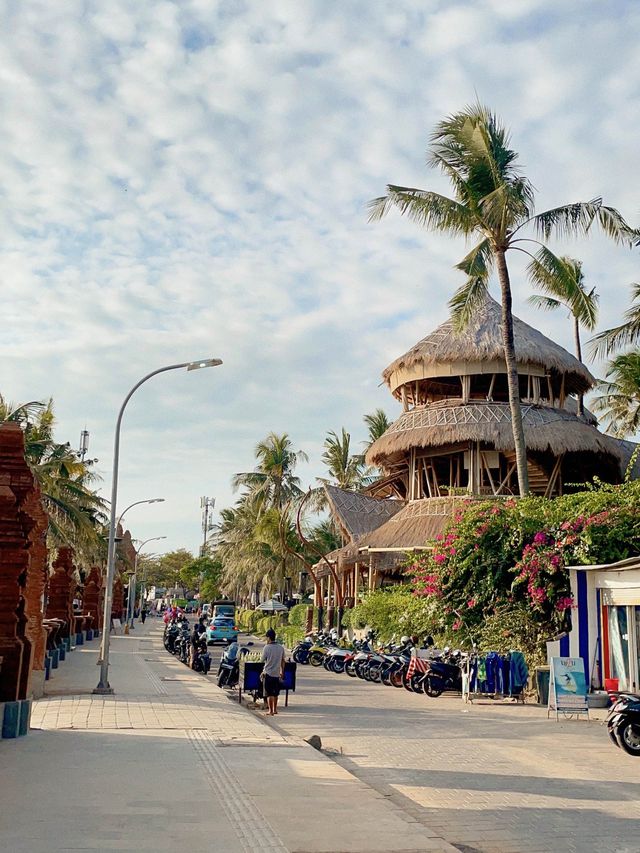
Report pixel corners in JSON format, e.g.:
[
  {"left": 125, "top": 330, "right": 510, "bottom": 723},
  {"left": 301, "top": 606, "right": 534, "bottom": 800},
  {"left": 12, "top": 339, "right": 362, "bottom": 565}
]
[{"left": 548, "top": 656, "right": 589, "bottom": 720}]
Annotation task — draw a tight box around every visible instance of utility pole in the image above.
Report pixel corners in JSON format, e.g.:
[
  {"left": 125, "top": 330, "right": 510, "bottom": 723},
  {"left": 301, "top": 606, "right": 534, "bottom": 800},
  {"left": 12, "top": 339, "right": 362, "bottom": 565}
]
[
  {"left": 200, "top": 496, "right": 215, "bottom": 557},
  {"left": 79, "top": 429, "right": 90, "bottom": 461}
]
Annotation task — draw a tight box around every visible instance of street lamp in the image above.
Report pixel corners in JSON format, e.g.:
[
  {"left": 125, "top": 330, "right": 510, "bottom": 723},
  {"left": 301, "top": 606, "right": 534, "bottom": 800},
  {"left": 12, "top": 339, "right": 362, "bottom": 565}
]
[
  {"left": 97, "top": 497, "right": 165, "bottom": 649},
  {"left": 130, "top": 535, "right": 167, "bottom": 627},
  {"left": 94, "top": 358, "right": 223, "bottom": 694}
]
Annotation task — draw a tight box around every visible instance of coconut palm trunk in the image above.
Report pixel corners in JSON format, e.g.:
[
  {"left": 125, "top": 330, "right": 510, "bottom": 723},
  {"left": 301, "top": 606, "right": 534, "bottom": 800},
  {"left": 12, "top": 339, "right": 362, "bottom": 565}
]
[
  {"left": 496, "top": 249, "right": 529, "bottom": 494},
  {"left": 574, "top": 316, "right": 585, "bottom": 416}
]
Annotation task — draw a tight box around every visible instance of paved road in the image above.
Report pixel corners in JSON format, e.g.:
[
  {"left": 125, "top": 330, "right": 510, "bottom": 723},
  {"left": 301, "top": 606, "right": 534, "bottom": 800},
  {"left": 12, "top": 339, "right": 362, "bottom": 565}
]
[{"left": 224, "top": 636, "right": 640, "bottom": 853}]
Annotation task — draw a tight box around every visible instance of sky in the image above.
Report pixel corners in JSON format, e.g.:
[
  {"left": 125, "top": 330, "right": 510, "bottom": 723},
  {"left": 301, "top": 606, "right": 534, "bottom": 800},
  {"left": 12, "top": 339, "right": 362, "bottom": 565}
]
[{"left": 1, "top": 1, "right": 639, "bottom": 555}]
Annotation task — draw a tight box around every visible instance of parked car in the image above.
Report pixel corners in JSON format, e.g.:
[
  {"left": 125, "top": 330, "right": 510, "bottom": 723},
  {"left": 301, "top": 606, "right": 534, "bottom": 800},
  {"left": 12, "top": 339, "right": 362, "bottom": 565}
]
[{"left": 206, "top": 616, "right": 238, "bottom": 645}]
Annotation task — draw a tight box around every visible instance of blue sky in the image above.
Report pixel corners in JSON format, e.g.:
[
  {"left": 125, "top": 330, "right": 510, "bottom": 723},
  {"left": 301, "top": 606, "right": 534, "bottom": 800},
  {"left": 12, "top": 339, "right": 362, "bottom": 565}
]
[{"left": 1, "top": 1, "right": 638, "bottom": 554}]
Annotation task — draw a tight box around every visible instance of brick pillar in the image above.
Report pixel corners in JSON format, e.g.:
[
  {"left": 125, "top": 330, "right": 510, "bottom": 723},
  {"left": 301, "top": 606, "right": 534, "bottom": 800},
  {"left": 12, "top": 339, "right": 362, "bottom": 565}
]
[
  {"left": 0, "top": 423, "right": 46, "bottom": 702},
  {"left": 83, "top": 565, "right": 103, "bottom": 630},
  {"left": 47, "top": 547, "right": 77, "bottom": 640},
  {"left": 21, "top": 480, "right": 48, "bottom": 689},
  {"left": 112, "top": 574, "right": 124, "bottom": 621}
]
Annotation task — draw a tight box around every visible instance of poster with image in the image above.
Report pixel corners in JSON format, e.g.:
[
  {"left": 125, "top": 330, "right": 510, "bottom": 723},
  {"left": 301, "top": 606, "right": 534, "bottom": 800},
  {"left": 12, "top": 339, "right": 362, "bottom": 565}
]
[{"left": 549, "top": 657, "right": 589, "bottom": 718}]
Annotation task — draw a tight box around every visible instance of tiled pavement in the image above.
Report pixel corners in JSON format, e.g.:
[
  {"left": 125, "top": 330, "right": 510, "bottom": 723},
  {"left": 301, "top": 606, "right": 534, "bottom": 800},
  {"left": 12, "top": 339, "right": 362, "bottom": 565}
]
[
  {"left": 1, "top": 622, "right": 455, "bottom": 853},
  {"left": 258, "top": 658, "right": 640, "bottom": 853}
]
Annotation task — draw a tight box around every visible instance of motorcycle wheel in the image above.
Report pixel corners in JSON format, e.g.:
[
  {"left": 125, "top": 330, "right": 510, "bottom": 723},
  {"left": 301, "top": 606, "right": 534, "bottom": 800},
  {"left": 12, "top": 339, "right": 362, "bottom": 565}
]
[
  {"left": 293, "top": 650, "right": 304, "bottom": 664},
  {"left": 381, "top": 669, "right": 392, "bottom": 686},
  {"left": 309, "top": 651, "right": 324, "bottom": 667},
  {"left": 423, "top": 675, "right": 444, "bottom": 698},
  {"left": 217, "top": 672, "right": 228, "bottom": 688},
  {"left": 410, "top": 674, "right": 424, "bottom": 693},
  {"left": 390, "top": 670, "right": 405, "bottom": 688},
  {"left": 345, "top": 660, "right": 357, "bottom": 677},
  {"left": 369, "top": 665, "right": 382, "bottom": 683},
  {"left": 332, "top": 659, "right": 346, "bottom": 674},
  {"left": 617, "top": 721, "right": 640, "bottom": 756},
  {"left": 323, "top": 657, "right": 332, "bottom": 671},
  {"left": 355, "top": 663, "right": 366, "bottom": 679}
]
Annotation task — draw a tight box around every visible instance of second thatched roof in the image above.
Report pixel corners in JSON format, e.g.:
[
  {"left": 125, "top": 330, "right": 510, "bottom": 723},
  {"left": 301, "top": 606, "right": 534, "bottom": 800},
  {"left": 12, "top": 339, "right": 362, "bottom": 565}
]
[{"left": 366, "top": 400, "right": 624, "bottom": 467}]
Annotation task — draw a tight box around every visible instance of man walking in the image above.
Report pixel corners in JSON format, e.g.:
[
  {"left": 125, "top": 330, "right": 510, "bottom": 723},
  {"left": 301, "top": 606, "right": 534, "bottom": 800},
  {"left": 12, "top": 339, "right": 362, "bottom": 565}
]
[{"left": 261, "top": 628, "right": 286, "bottom": 716}]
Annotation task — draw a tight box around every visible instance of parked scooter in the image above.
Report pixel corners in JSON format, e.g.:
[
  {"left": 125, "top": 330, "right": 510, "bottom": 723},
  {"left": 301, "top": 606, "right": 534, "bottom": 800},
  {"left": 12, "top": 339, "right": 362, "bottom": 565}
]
[
  {"left": 607, "top": 692, "right": 640, "bottom": 756},
  {"left": 292, "top": 636, "right": 314, "bottom": 665},
  {"left": 217, "top": 641, "right": 254, "bottom": 688},
  {"left": 191, "top": 635, "right": 212, "bottom": 674},
  {"left": 422, "top": 649, "right": 465, "bottom": 697}
]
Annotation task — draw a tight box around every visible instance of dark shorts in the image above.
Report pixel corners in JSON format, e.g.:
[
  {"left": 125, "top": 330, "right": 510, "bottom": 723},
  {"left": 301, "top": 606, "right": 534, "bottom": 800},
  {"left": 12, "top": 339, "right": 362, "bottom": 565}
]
[{"left": 264, "top": 674, "right": 281, "bottom": 697}]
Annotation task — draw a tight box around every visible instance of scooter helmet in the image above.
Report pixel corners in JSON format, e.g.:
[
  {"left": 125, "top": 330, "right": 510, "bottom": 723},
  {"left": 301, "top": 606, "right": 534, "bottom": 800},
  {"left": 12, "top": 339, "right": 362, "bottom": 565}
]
[{"left": 401, "top": 636, "right": 410, "bottom": 645}]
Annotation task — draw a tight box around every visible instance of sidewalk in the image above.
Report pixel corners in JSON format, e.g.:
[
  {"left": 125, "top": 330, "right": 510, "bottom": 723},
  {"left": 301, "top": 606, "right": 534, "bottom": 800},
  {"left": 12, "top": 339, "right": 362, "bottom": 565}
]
[{"left": 0, "top": 621, "right": 457, "bottom": 853}]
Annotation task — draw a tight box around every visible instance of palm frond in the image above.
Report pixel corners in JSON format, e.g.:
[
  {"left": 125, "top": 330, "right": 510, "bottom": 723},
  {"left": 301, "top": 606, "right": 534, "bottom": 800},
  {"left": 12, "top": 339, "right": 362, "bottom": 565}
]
[
  {"left": 588, "top": 282, "right": 640, "bottom": 358},
  {"left": 455, "top": 238, "right": 493, "bottom": 280},
  {"left": 449, "top": 275, "right": 489, "bottom": 330},
  {"left": 367, "top": 186, "right": 478, "bottom": 236},
  {"left": 527, "top": 294, "right": 562, "bottom": 312},
  {"left": 532, "top": 199, "right": 636, "bottom": 245},
  {"left": 526, "top": 248, "right": 598, "bottom": 330}
]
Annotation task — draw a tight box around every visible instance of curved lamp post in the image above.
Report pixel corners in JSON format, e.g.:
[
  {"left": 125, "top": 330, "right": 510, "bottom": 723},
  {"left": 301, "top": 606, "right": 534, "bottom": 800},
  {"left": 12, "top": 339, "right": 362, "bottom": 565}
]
[
  {"left": 94, "top": 358, "right": 223, "bottom": 694},
  {"left": 130, "top": 535, "right": 167, "bottom": 627}
]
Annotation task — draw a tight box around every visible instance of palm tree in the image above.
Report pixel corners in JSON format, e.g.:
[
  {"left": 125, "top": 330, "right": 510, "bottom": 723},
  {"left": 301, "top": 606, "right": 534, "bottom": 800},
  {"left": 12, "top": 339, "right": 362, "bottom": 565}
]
[
  {"left": 592, "top": 351, "right": 640, "bottom": 437},
  {"left": 369, "top": 103, "right": 636, "bottom": 495},
  {"left": 320, "top": 428, "right": 366, "bottom": 491},
  {"left": 0, "top": 397, "right": 106, "bottom": 553},
  {"left": 363, "top": 409, "right": 390, "bottom": 449},
  {"left": 527, "top": 251, "right": 598, "bottom": 415},
  {"left": 590, "top": 282, "right": 640, "bottom": 358},
  {"left": 232, "top": 432, "right": 308, "bottom": 510}
]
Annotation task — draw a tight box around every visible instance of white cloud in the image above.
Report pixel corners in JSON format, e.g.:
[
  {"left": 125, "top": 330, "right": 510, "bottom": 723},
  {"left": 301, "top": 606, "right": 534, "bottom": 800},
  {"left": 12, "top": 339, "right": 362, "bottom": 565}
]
[{"left": 0, "top": 0, "right": 638, "bottom": 551}]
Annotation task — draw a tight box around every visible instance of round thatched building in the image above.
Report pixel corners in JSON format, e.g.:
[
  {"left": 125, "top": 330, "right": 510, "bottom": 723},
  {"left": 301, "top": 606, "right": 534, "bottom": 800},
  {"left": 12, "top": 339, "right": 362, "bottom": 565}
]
[{"left": 366, "top": 295, "right": 625, "bottom": 499}]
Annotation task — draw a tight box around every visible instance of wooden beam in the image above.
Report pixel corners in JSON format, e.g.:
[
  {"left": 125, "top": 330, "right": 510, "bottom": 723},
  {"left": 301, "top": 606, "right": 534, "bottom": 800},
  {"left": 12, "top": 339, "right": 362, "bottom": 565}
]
[
  {"left": 487, "top": 373, "right": 496, "bottom": 401},
  {"left": 496, "top": 461, "right": 517, "bottom": 495},
  {"left": 401, "top": 385, "right": 408, "bottom": 412},
  {"left": 481, "top": 452, "right": 497, "bottom": 495}
]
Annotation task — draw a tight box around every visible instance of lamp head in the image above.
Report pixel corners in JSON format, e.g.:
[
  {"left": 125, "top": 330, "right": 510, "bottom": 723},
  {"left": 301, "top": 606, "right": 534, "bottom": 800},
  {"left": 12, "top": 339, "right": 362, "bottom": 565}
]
[
  {"left": 187, "top": 358, "right": 223, "bottom": 372},
  {"left": 149, "top": 498, "right": 165, "bottom": 504}
]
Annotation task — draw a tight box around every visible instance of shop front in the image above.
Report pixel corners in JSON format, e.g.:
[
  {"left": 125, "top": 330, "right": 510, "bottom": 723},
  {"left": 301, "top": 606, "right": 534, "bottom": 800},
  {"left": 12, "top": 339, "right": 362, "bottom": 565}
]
[{"left": 547, "top": 557, "right": 640, "bottom": 693}]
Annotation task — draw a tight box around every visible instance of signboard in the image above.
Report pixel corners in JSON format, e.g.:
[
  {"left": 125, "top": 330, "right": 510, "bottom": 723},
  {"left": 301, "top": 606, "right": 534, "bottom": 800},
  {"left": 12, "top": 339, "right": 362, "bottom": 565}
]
[
  {"left": 548, "top": 656, "right": 589, "bottom": 720},
  {"left": 111, "top": 618, "right": 122, "bottom": 635}
]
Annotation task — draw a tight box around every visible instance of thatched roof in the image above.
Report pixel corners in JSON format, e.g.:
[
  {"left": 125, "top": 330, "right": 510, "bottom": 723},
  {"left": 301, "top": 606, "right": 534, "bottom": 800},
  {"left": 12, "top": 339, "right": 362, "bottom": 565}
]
[
  {"left": 366, "top": 400, "right": 623, "bottom": 467},
  {"left": 383, "top": 295, "right": 595, "bottom": 394},
  {"left": 358, "top": 498, "right": 454, "bottom": 550},
  {"left": 323, "top": 484, "right": 402, "bottom": 542}
]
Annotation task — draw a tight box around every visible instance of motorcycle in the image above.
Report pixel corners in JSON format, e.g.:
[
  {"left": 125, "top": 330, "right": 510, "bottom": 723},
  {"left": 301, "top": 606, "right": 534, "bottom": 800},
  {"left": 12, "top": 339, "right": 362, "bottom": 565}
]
[
  {"left": 217, "top": 641, "right": 254, "bottom": 688},
  {"left": 191, "top": 636, "right": 212, "bottom": 674},
  {"left": 292, "top": 636, "right": 314, "bottom": 665},
  {"left": 607, "top": 692, "right": 640, "bottom": 756},
  {"left": 174, "top": 624, "right": 191, "bottom": 664},
  {"left": 422, "top": 649, "right": 465, "bottom": 697},
  {"left": 163, "top": 622, "right": 180, "bottom": 653}
]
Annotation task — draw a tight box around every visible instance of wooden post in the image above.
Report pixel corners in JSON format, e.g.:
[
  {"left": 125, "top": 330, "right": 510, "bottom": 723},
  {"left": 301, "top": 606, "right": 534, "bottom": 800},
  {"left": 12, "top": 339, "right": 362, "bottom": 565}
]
[
  {"left": 487, "top": 373, "right": 496, "bottom": 401},
  {"left": 401, "top": 385, "right": 409, "bottom": 412},
  {"left": 409, "top": 448, "right": 416, "bottom": 500}
]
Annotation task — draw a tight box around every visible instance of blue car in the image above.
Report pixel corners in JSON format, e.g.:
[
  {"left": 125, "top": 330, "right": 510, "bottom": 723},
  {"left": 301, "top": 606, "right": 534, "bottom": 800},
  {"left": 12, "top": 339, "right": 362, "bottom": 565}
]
[{"left": 206, "top": 616, "right": 238, "bottom": 645}]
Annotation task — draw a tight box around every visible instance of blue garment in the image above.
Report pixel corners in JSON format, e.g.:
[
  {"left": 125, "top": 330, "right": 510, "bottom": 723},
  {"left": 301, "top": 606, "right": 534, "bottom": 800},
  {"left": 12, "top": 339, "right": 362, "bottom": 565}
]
[
  {"left": 485, "top": 651, "right": 503, "bottom": 693},
  {"left": 509, "top": 651, "right": 528, "bottom": 694}
]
